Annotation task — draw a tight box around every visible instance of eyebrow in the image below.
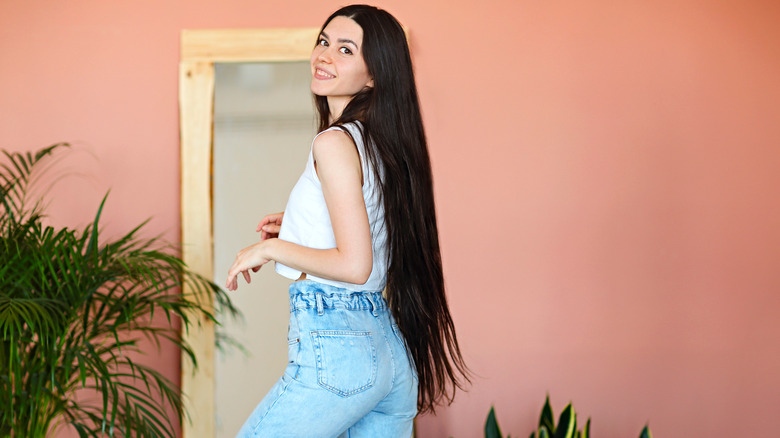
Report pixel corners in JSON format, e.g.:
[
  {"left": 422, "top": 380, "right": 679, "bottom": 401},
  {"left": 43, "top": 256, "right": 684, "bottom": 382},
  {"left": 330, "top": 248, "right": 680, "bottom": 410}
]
[{"left": 320, "top": 31, "right": 359, "bottom": 50}]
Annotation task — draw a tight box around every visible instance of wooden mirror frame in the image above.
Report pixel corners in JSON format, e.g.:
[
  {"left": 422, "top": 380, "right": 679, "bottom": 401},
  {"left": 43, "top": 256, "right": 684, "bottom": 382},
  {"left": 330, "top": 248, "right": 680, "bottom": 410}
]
[{"left": 179, "top": 27, "right": 319, "bottom": 438}]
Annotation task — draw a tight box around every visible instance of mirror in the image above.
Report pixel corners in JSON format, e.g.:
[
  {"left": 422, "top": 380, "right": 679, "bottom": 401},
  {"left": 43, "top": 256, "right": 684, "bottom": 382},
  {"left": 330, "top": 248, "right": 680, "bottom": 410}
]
[
  {"left": 179, "top": 28, "right": 319, "bottom": 438},
  {"left": 212, "top": 61, "right": 314, "bottom": 436}
]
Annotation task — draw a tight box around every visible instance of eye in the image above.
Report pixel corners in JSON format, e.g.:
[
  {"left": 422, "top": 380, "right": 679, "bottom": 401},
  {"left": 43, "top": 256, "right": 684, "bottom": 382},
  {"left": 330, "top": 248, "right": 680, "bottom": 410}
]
[
  {"left": 339, "top": 47, "right": 353, "bottom": 55},
  {"left": 317, "top": 38, "right": 329, "bottom": 47}
]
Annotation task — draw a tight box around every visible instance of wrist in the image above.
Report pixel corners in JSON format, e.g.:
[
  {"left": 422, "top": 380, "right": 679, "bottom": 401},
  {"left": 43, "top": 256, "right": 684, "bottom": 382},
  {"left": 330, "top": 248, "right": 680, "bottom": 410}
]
[{"left": 262, "top": 237, "right": 279, "bottom": 261}]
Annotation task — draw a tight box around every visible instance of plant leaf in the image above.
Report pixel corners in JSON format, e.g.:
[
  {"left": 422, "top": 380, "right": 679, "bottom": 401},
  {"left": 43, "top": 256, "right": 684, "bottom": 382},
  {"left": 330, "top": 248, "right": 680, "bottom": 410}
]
[
  {"left": 0, "top": 144, "right": 240, "bottom": 437},
  {"left": 540, "top": 394, "right": 554, "bottom": 433},
  {"left": 553, "top": 404, "right": 575, "bottom": 438},
  {"left": 485, "top": 405, "right": 503, "bottom": 438}
]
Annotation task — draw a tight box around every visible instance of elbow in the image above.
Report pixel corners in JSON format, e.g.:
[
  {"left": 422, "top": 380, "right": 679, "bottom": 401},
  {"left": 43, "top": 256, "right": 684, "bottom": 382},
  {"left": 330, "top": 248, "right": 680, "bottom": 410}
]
[
  {"left": 346, "top": 263, "right": 372, "bottom": 285},
  {"left": 342, "top": 254, "right": 372, "bottom": 285}
]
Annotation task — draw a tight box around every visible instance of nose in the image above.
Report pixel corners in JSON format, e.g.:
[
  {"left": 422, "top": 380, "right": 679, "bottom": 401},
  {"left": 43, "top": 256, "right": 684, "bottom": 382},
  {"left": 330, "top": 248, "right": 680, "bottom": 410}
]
[{"left": 316, "top": 46, "right": 333, "bottom": 63}]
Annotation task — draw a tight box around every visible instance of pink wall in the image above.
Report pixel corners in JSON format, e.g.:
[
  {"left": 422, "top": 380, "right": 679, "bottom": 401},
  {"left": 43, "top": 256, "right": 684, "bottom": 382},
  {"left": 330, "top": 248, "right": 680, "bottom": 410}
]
[{"left": 2, "top": 0, "right": 779, "bottom": 436}]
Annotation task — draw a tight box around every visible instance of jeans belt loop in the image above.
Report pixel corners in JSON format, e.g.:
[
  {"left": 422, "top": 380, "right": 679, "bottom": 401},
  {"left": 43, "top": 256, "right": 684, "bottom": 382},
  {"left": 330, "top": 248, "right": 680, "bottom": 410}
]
[
  {"left": 315, "top": 292, "right": 324, "bottom": 316},
  {"left": 367, "top": 293, "right": 379, "bottom": 317}
]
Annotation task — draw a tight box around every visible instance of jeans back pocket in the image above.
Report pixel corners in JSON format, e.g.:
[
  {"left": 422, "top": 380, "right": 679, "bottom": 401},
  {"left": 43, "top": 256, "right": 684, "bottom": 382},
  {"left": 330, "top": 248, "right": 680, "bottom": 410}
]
[{"left": 311, "top": 330, "right": 377, "bottom": 397}]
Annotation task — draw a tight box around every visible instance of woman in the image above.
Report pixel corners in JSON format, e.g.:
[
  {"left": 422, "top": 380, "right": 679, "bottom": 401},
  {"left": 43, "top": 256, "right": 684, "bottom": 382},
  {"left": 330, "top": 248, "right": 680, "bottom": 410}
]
[{"left": 226, "top": 5, "right": 469, "bottom": 437}]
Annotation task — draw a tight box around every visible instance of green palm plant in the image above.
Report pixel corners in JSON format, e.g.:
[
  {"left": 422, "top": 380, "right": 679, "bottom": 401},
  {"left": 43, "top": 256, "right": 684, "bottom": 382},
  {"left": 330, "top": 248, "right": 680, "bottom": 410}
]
[{"left": 0, "top": 143, "right": 238, "bottom": 437}]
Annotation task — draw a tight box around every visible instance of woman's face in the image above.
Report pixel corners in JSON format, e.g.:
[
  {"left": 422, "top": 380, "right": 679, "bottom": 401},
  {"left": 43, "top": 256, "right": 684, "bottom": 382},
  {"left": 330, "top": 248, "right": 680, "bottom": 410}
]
[{"left": 311, "top": 16, "right": 373, "bottom": 115}]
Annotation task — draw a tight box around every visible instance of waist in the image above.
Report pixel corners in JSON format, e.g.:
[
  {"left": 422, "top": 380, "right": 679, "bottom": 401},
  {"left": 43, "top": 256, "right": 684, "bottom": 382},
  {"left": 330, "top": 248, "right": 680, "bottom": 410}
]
[
  {"left": 276, "top": 262, "right": 387, "bottom": 292},
  {"left": 288, "top": 280, "right": 386, "bottom": 312}
]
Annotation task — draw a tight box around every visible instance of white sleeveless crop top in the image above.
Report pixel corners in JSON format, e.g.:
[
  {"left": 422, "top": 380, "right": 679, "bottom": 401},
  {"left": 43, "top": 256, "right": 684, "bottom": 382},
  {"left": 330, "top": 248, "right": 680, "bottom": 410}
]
[{"left": 275, "top": 122, "right": 388, "bottom": 291}]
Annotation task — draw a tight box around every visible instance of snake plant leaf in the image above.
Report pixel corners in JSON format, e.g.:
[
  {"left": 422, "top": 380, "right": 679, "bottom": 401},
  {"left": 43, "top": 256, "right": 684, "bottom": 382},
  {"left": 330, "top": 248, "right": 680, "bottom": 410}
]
[
  {"left": 485, "top": 405, "right": 503, "bottom": 438},
  {"left": 539, "top": 428, "right": 550, "bottom": 438},
  {"left": 539, "top": 394, "right": 555, "bottom": 433},
  {"left": 639, "top": 424, "right": 653, "bottom": 438},
  {"left": 583, "top": 417, "right": 591, "bottom": 438},
  {"left": 530, "top": 432, "right": 536, "bottom": 438},
  {"left": 553, "top": 403, "right": 575, "bottom": 438},
  {"left": 571, "top": 412, "right": 577, "bottom": 438}
]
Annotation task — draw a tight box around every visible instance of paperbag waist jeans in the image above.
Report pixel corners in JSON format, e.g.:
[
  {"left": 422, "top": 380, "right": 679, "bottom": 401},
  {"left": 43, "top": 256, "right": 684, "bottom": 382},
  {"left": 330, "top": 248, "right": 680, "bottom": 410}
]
[{"left": 236, "top": 280, "right": 418, "bottom": 438}]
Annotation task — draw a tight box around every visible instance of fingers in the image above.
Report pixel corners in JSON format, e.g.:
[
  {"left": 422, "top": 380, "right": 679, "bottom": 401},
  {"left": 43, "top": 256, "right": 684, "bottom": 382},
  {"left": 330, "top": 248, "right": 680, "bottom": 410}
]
[
  {"left": 225, "top": 269, "right": 255, "bottom": 290},
  {"left": 225, "top": 242, "right": 270, "bottom": 290},
  {"left": 257, "top": 212, "right": 284, "bottom": 240},
  {"left": 226, "top": 267, "right": 240, "bottom": 290},
  {"left": 262, "top": 224, "right": 282, "bottom": 233},
  {"left": 260, "top": 223, "right": 282, "bottom": 240},
  {"left": 225, "top": 273, "right": 237, "bottom": 291},
  {"left": 256, "top": 212, "right": 284, "bottom": 232}
]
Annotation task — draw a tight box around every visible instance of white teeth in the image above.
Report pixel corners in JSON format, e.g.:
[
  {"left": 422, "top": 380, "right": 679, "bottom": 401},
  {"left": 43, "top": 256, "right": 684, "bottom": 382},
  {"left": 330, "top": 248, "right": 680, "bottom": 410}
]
[{"left": 317, "top": 68, "right": 334, "bottom": 78}]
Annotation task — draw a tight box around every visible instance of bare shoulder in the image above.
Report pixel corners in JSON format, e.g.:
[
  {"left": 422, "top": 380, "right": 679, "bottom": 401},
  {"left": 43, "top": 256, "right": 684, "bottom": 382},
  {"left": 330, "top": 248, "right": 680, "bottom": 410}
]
[
  {"left": 312, "top": 129, "right": 360, "bottom": 165},
  {"left": 313, "top": 129, "right": 356, "bottom": 152}
]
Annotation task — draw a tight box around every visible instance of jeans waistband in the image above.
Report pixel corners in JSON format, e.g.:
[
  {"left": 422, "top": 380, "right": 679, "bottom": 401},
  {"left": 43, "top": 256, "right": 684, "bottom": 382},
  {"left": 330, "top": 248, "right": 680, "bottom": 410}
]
[{"left": 289, "top": 280, "right": 386, "bottom": 316}]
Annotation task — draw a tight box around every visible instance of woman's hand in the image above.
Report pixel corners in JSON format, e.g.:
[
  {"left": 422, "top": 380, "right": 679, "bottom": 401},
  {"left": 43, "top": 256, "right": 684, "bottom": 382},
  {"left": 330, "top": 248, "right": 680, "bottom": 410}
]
[
  {"left": 225, "top": 239, "right": 275, "bottom": 291},
  {"left": 257, "top": 212, "right": 284, "bottom": 240},
  {"left": 226, "top": 129, "right": 372, "bottom": 288}
]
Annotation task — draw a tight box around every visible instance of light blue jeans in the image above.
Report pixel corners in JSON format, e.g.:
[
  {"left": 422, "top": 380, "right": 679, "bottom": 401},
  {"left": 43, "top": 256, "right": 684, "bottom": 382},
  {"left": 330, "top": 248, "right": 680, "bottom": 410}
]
[{"left": 236, "top": 280, "right": 418, "bottom": 437}]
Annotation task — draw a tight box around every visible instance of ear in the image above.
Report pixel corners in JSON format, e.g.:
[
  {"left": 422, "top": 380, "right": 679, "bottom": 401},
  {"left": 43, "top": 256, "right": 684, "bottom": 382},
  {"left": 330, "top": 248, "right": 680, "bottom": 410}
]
[{"left": 366, "top": 77, "right": 374, "bottom": 88}]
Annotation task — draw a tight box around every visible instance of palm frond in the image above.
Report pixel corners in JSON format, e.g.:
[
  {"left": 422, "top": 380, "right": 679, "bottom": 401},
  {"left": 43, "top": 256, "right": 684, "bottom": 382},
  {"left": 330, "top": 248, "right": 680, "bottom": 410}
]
[{"left": 1, "top": 144, "right": 240, "bottom": 437}]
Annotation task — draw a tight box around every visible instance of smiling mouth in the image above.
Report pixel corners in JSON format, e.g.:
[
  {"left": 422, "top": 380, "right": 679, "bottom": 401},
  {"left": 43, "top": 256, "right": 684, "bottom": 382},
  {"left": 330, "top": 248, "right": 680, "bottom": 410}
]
[{"left": 314, "top": 68, "right": 335, "bottom": 79}]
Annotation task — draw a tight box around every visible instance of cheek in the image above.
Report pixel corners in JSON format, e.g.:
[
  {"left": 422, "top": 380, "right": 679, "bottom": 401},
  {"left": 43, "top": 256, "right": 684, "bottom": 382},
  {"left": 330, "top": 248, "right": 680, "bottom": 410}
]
[
  {"left": 346, "top": 62, "right": 371, "bottom": 87},
  {"left": 359, "top": 69, "right": 372, "bottom": 87},
  {"left": 310, "top": 46, "right": 326, "bottom": 66},
  {"left": 356, "top": 62, "right": 371, "bottom": 85},
  {"left": 349, "top": 70, "right": 370, "bottom": 89}
]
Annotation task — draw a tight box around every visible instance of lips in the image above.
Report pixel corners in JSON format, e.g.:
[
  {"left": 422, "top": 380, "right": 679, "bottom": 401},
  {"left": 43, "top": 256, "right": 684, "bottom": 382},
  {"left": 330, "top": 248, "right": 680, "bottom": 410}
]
[{"left": 314, "top": 67, "right": 335, "bottom": 79}]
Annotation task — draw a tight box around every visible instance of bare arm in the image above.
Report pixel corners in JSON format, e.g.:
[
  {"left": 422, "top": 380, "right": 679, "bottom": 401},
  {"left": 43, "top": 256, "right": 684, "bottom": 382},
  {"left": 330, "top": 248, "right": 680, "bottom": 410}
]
[{"left": 226, "top": 130, "right": 373, "bottom": 290}]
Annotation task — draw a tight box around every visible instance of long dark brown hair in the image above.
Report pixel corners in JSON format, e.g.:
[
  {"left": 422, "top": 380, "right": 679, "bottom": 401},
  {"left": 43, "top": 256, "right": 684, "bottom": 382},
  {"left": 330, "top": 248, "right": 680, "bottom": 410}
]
[{"left": 314, "top": 4, "right": 470, "bottom": 414}]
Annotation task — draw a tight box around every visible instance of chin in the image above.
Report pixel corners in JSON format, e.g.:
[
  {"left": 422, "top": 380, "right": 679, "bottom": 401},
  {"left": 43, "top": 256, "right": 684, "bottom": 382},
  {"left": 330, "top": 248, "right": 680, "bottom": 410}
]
[{"left": 310, "top": 83, "right": 329, "bottom": 97}]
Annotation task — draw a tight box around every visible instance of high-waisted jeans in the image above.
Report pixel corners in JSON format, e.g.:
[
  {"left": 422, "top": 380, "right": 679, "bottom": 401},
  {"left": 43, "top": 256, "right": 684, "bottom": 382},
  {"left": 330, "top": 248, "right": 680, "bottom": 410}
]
[{"left": 236, "top": 280, "right": 418, "bottom": 438}]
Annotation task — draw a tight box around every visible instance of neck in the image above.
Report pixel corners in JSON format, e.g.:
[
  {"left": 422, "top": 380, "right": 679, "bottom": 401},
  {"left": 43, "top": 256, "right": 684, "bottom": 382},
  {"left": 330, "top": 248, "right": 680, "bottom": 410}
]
[{"left": 327, "top": 96, "right": 350, "bottom": 123}]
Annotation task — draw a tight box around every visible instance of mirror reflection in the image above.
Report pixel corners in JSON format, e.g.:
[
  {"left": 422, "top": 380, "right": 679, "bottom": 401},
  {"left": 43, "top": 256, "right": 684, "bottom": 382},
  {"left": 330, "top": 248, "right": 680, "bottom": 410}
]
[{"left": 212, "top": 61, "right": 314, "bottom": 437}]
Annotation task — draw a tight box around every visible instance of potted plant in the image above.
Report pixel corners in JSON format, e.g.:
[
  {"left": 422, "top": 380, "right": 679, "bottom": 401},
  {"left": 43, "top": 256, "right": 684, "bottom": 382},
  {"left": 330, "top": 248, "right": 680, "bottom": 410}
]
[
  {"left": 485, "top": 395, "right": 653, "bottom": 438},
  {"left": 0, "top": 143, "right": 237, "bottom": 437}
]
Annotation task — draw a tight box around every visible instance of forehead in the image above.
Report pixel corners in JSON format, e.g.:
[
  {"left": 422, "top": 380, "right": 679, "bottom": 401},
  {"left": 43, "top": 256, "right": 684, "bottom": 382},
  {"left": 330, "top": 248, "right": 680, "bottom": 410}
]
[{"left": 322, "top": 16, "right": 364, "bottom": 44}]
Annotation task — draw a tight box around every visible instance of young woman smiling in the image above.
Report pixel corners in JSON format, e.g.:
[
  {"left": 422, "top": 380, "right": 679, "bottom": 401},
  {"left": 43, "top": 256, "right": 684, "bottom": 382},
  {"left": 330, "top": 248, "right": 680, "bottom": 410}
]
[{"left": 226, "top": 5, "right": 470, "bottom": 437}]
